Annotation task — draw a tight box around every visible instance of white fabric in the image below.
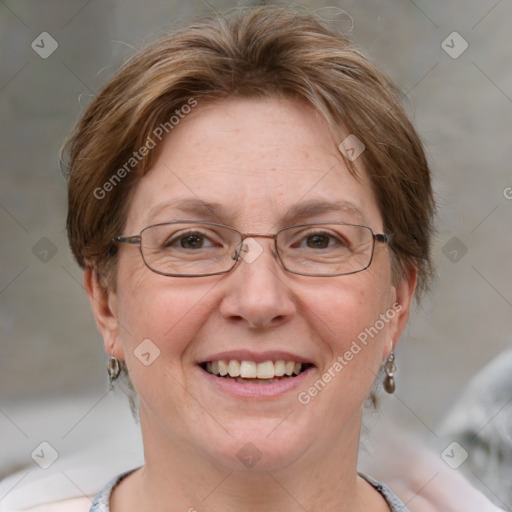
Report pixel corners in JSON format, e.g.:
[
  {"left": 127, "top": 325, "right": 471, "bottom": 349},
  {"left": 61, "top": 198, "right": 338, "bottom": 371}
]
[
  {"left": 361, "top": 424, "right": 506, "bottom": 512},
  {"left": 0, "top": 497, "right": 91, "bottom": 512},
  {"left": 439, "top": 349, "right": 512, "bottom": 508},
  {"left": 1, "top": 444, "right": 505, "bottom": 512},
  {"left": 0, "top": 441, "right": 142, "bottom": 512}
]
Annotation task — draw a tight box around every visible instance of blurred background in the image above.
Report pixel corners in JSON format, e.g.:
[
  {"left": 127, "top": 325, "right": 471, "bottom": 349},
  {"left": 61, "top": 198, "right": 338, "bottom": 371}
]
[{"left": 1, "top": 0, "right": 511, "bottom": 507}]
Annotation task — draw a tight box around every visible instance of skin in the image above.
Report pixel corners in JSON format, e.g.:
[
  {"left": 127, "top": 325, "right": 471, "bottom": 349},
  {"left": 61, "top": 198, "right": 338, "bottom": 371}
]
[{"left": 85, "top": 96, "right": 416, "bottom": 511}]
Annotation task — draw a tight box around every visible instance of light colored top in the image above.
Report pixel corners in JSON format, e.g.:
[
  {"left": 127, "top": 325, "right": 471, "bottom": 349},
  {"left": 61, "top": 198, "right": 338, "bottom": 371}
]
[{"left": 87, "top": 470, "right": 410, "bottom": 511}]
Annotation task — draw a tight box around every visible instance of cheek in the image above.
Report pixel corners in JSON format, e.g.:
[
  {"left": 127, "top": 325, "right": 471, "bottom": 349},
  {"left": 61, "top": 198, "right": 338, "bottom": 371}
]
[
  {"left": 308, "top": 272, "right": 391, "bottom": 340},
  {"left": 114, "top": 281, "right": 217, "bottom": 422},
  {"left": 114, "top": 271, "right": 214, "bottom": 378},
  {"left": 295, "top": 281, "right": 392, "bottom": 428}
]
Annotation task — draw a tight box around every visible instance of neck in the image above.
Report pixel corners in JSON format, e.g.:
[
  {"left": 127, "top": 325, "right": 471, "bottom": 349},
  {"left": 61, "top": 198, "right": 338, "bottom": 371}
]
[{"left": 113, "top": 408, "right": 383, "bottom": 512}]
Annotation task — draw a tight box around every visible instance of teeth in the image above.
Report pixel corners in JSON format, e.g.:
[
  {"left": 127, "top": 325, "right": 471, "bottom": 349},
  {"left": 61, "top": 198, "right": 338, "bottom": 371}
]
[
  {"left": 218, "top": 360, "right": 228, "bottom": 376},
  {"left": 240, "top": 361, "right": 257, "bottom": 378},
  {"left": 232, "top": 377, "right": 284, "bottom": 384},
  {"left": 228, "top": 360, "right": 240, "bottom": 377},
  {"left": 257, "top": 361, "right": 275, "bottom": 379},
  {"left": 274, "top": 360, "right": 286, "bottom": 376},
  {"left": 204, "top": 359, "right": 307, "bottom": 379}
]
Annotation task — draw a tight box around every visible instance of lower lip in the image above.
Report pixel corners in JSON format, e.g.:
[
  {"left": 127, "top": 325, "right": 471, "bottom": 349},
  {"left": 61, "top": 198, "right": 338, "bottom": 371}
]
[{"left": 199, "top": 365, "right": 314, "bottom": 399}]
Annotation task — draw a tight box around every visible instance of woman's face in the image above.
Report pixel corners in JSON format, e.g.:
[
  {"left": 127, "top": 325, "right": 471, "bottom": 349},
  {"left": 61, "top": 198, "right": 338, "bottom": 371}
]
[{"left": 89, "top": 96, "right": 414, "bottom": 472}]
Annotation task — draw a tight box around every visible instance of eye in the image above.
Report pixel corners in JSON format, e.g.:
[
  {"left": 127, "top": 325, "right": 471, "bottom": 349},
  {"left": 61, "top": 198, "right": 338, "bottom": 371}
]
[
  {"left": 294, "top": 230, "right": 348, "bottom": 250},
  {"left": 165, "top": 230, "right": 217, "bottom": 250},
  {"left": 305, "top": 234, "right": 332, "bottom": 249}
]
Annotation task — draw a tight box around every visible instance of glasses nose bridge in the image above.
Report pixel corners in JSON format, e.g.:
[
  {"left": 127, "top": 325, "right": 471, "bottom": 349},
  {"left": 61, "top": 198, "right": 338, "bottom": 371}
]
[
  {"left": 234, "top": 231, "right": 280, "bottom": 262},
  {"left": 240, "top": 231, "right": 278, "bottom": 242}
]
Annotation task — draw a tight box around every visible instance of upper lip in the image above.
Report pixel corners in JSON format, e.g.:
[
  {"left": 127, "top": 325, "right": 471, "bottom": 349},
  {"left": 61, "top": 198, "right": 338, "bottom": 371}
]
[{"left": 198, "top": 350, "right": 315, "bottom": 365}]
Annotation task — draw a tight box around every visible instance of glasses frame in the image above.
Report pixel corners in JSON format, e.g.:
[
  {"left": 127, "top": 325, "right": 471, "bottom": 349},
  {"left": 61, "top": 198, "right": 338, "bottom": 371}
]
[{"left": 112, "top": 220, "right": 393, "bottom": 278}]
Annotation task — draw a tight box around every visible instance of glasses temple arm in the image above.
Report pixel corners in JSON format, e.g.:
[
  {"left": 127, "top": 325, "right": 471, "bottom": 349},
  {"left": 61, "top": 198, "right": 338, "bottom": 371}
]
[
  {"left": 112, "top": 235, "right": 141, "bottom": 245},
  {"left": 375, "top": 233, "right": 393, "bottom": 244}
]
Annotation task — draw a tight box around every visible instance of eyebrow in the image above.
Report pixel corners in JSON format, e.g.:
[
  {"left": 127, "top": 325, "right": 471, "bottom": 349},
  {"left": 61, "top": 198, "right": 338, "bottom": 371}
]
[
  {"left": 146, "top": 198, "right": 227, "bottom": 223},
  {"left": 280, "top": 200, "right": 367, "bottom": 225},
  {"left": 145, "top": 198, "right": 367, "bottom": 226}
]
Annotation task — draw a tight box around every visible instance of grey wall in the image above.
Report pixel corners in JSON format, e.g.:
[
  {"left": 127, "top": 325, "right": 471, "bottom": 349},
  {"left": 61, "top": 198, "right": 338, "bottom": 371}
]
[{"left": 1, "top": 0, "right": 511, "bottom": 482}]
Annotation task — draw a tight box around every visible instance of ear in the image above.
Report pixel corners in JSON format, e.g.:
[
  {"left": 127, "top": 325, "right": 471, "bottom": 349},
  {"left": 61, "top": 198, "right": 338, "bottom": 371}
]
[
  {"left": 384, "top": 266, "right": 417, "bottom": 358},
  {"left": 83, "top": 267, "right": 124, "bottom": 360}
]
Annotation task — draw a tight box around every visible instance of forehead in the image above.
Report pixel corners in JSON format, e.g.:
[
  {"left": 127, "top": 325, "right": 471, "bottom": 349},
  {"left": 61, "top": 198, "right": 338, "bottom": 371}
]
[{"left": 125, "top": 96, "right": 383, "bottom": 232}]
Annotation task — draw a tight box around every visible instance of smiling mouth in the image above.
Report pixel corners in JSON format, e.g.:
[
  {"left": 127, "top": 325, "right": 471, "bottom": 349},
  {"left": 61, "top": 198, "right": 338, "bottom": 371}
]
[{"left": 200, "top": 360, "right": 313, "bottom": 384}]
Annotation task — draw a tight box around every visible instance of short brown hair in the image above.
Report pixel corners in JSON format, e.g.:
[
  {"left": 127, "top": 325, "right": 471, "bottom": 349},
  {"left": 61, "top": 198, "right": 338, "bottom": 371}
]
[{"left": 63, "top": 6, "right": 435, "bottom": 298}]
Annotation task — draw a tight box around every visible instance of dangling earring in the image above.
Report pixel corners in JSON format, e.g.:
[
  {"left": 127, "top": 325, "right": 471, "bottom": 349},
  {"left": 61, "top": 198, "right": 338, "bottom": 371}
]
[
  {"left": 107, "top": 342, "right": 121, "bottom": 384},
  {"left": 383, "top": 352, "right": 397, "bottom": 394}
]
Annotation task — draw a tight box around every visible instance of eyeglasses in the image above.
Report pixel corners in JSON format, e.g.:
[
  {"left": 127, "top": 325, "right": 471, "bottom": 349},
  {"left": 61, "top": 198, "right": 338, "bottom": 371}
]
[{"left": 113, "top": 221, "right": 392, "bottom": 278}]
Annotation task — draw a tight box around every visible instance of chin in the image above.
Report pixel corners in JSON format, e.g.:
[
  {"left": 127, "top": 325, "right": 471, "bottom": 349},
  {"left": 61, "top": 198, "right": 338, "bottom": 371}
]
[{"left": 194, "top": 417, "right": 315, "bottom": 473}]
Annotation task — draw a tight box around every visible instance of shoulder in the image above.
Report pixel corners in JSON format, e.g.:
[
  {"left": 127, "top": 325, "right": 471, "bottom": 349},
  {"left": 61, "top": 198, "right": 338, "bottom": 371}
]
[
  {"left": 360, "top": 421, "right": 507, "bottom": 512},
  {"left": 0, "top": 497, "right": 91, "bottom": 512},
  {"left": 359, "top": 473, "right": 411, "bottom": 512},
  {"left": 0, "top": 467, "right": 131, "bottom": 512}
]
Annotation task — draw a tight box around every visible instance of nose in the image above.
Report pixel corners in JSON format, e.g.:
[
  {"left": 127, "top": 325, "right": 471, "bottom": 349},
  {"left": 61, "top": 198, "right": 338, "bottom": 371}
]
[{"left": 219, "top": 237, "right": 296, "bottom": 329}]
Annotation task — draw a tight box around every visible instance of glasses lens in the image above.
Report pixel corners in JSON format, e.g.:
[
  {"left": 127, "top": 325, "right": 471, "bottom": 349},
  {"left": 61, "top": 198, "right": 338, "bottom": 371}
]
[
  {"left": 140, "top": 222, "right": 240, "bottom": 276},
  {"left": 277, "top": 224, "right": 374, "bottom": 276}
]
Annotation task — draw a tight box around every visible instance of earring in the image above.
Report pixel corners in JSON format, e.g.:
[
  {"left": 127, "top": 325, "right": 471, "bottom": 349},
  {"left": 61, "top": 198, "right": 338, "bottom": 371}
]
[
  {"left": 107, "top": 342, "right": 121, "bottom": 383},
  {"left": 383, "top": 352, "right": 397, "bottom": 394}
]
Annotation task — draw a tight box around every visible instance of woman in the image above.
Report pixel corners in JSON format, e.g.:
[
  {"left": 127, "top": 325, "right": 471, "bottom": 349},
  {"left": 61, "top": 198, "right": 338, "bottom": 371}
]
[{"left": 64, "top": 6, "right": 433, "bottom": 511}]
